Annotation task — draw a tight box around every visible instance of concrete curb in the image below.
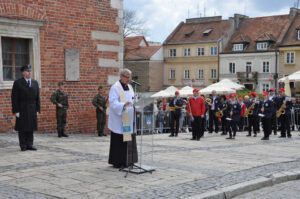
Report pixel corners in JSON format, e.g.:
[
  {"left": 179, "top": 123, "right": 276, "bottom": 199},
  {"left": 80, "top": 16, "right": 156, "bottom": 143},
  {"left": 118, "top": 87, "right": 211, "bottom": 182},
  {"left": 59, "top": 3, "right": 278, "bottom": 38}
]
[{"left": 186, "top": 170, "right": 300, "bottom": 199}]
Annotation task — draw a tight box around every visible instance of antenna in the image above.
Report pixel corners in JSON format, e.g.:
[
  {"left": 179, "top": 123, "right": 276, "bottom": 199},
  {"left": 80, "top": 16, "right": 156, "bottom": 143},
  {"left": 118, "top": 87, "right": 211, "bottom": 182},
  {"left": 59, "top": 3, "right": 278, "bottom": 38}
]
[
  {"left": 197, "top": 3, "right": 200, "bottom": 17},
  {"left": 297, "top": 0, "right": 300, "bottom": 8},
  {"left": 188, "top": 8, "right": 190, "bottom": 18},
  {"left": 204, "top": 5, "right": 206, "bottom": 17}
]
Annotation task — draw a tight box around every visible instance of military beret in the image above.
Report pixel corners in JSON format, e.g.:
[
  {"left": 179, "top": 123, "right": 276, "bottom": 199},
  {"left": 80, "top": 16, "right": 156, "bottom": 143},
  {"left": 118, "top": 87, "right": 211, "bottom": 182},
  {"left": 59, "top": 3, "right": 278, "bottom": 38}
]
[
  {"left": 58, "top": 81, "right": 64, "bottom": 86},
  {"left": 98, "top": 86, "right": 103, "bottom": 90},
  {"left": 20, "top": 64, "right": 32, "bottom": 72}
]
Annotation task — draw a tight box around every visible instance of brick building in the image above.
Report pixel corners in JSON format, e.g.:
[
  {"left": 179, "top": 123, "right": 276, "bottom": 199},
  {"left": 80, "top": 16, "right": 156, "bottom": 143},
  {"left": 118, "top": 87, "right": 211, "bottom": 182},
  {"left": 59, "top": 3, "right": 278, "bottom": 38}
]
[{"left": 0, "top": 0, "right": 124, "bottom": 133}]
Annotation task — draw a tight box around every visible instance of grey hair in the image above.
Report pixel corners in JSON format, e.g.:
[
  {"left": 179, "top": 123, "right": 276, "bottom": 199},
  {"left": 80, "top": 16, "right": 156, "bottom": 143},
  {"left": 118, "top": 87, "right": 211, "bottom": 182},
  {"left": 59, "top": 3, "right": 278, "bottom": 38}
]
[
  {"left": 244, "top": 95, "right": 249, "bottom": 99},
  {"left": 120, "top": 68, "right": 132, "bottom": 76}
]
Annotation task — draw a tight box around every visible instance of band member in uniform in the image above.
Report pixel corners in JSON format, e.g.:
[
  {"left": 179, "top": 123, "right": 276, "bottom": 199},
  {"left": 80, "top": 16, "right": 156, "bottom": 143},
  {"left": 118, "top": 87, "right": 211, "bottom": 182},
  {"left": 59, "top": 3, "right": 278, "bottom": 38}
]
[
  {"left": 50, "top": 82, "right": 69, "bottom": 138},
  {"left": 108, "top": 69, "right": 138, "bottom": 168},
  {"left": 201, "top": 94, "right": 209, "bottom": 132},
  {"left": 246, "top": 92, "right": 261, "bottom": 137},
  {"left": 11, "top": 64, "right": 40, "bottom": 151},
  {"left": 92, "top": 86, "right": 107, "bottom": 137},
  {"left": 260, "top": 91, "right": 274, "bottom": 140},
  {"left": 277, "top": 88, "right": 292, "bottom": 138},
  {"left": 268, "top": 88, "right": 277, "bottom": 135},
  {"left": 243, "top": 95, "right": 250, "bottom": 131},
  {"left": 219, "top": 95, "right": 229, "bottom": 135},
  {"left": 239, "top": 97, "right": 246, "bottom": 131},
  {"left": 187, "top": 89, "right": 205, "bottom": 140},
  {"left": 227, "top": 94, "right": 241, "bottom": 139},
  {"left": 208, "top": 90, "right": 220, "bottom": 133},
  {"left": 169, "top": 91, "right": 183, "bottom": 137}
]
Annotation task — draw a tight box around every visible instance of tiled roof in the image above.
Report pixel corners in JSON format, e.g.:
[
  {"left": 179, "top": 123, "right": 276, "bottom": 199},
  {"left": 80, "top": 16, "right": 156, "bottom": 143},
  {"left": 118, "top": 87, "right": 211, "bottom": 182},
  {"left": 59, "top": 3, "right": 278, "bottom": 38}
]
[
  {"left": 280, "top": 12, "right": 300, "bottom": 46},
  {"left": 124, "top": 36, "right": 162, "bottom": 60},
  {"left": 223, "top": 14, "right": 292, "bottom": 53},
  {"left": 164, "top": 20, "right": 231, "bottom": 45}
]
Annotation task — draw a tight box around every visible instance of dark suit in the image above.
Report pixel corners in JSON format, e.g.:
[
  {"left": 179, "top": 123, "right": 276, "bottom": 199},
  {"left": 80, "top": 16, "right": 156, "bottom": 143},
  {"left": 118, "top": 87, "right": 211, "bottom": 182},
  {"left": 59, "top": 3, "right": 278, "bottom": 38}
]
[
  {"left": 269, "top": 95, "right": 277, "bottom": 135},
  {"left": 277, "top": 96, "right": 292, "bottom": 137},
  {"left": 169, "top": 97, "right": 183, "bottom": 136},
  {"left": 209, "top": 96, "right": 220, "bottom": 133},
  {"left": 11, "top": 78, "right": 40, "bottom": 149},
  {"left": 261, "top": 99, "right": 274, "bottom": 138},
  {"left": 247, "top": 99, "right": 261, "bottom": 136},
  {"left": 230, "top": 102, "right": 241, "bottom": 137}
]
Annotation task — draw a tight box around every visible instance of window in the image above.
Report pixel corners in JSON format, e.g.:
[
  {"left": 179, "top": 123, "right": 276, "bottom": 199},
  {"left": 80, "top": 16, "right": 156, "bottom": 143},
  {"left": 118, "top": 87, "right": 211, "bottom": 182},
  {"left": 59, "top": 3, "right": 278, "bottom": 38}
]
[
  {"left": 0, "top": 17, "right": 42, "bottom": 89},
  {"left": 203, "top": 29, "right": 213, "bottom": 36},
  {"left": 210, "top": 46, "right": 217, "bottom": 56},
  {"left": 197, "top": 47, "right": 204, "bottom": 56},
  {"left": 184, "top": 69, "right": 190, "bottom": 79},
  {"left": 170, "top": 69, "right": 175, "bottom": 79},
  {"left": 262, "top": 83, "right": 269, "bottom": 92},
  {"left": 233, "top": 44, "right": 243, "bottom": 51},
  {"left": 297, "top": 30, "right": 300, "bottom": 40},
  {"left": 211, "top": 69, "right": 216, "bottom": 79},
  {"left": 2, "top": 37, "right": 29, "bottom": 81},
  {"left": 198, "top": 69, "right": 203, "bottom": 79},
  {"left": 246, "top": 62, "right": 252, "bottom": 72},
  {"left": 170, "top": 49, "right": 176, "bottom": 57},
  {"left": 184, "top": 48, "right": 190, "bottom": 57},
  {"left": 263, "top": 61, "right": 269, "bottom": 73},
  {"left": 286, "top": 52, "right": 295, "bottom": 64},
  {"left": 229, "top": 63, "right": 235, "bottom": 74},
  {"left": 256, "top": 42, "right": 268, "bottom": 50}
]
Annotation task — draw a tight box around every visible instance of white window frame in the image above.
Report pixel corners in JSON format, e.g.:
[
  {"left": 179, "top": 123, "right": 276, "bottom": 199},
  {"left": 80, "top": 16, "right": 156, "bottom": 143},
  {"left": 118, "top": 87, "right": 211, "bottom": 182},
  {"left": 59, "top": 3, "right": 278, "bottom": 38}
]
[
  {"left": 211, "top": 69, "right": 216, "bottom": 79},
  {"left": 233, "top": 44, "right": 243, "bottom": 51},
  {"left": 170, "top": 49, "right": 176, "bottom": 57},
  {"left": 184, "top": 48, "right": 190, "bottom": 57},
  {"left": 197, "top": 47, "right": 204, "bottom": 56},
  {"left": 256, "top": 42, "right": 268, "bottom": 50},
  {"left": 286, "top": 52, "right": 295, "bottom": 64},
  {"left": 184, "top": 69, "right": 190, "bottom": 79},
  {"left": 210, "top": 46, "right": 217, "bottom": 56},
  {"left": 198, "top": 69, "right": 203, "bottom": 79},
  {"left": 297, "top": 30, "right": 300, "bottom": 40},
  {"left": 229, "top": 62, "right": 235, "bottom": 74},
  {"left": 262, "top": 61, "right": 270, "bottom": 73},
  {"left": 0, "top": 17, "right": 42, "bottom": 89},
  {"left": 170, "top": 69, "right": 175, "bottom": 80},
  {"left": 262, "top": 83, "right": 270, "bottom": 92},
  {"left": 246, "top": 62, "right": 252, "bottom": 72}
]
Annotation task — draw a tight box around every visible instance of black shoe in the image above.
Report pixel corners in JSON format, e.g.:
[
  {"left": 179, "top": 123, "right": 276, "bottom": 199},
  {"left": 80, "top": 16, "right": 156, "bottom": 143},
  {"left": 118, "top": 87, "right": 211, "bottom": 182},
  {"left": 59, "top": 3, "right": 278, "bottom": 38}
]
[
  {"left": 288, "top": 135, "right": 292, "bottom": 138},
  {"left": 27, "top": 146, "right": 37, "bottom": 151},
  {"left": 253, "top": 134, "right": 257, "bottom": 137},
  {"left": 278, "top": 135, "right": 286, "bottom": 138},
  {"left": 208, "top": 131, "right": 213, "bottom": 134},
  {"left": 62, "top": 134, "right": 69, "bottom": 137},
  {"left": 274, "top": 132, "right": 277, "bottom": 135},
  {"left": 246, "top": 134, "right": 251, "bottom": 137},
  {"left": 21, "top": 148, "right": 26, "bottom": 151},
  {"left": 169, "top": 135, "right": 174, "bottom": 137},
  {"left": 190, "top": 138, "right": 196, "bottom": 140},
  {"left": 261, "top": 137, "right": 269, "bottom": 140},
  {"left": 215, "top": 131, "right": 219, "bottom": 134},
  {"left": 226, "top": 137, "right": 232, "bottom": 139},
  {"left": 221, "top": 132, "right": 227, "bottom": 135},
  {"left": 197, "top": 138, "right": 200, "bottom": 141},
  {"left": 102, "top": 133, "right": 107, "bottom": 136}
]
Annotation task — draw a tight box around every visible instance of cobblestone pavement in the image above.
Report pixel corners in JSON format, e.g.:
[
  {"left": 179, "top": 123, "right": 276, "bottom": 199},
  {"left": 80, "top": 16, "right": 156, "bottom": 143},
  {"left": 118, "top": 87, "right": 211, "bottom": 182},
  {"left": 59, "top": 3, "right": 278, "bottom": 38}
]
[
  {"left": 235, "top": 180, "right": 300, "bottom": 199},
  {"left": 0, "top": 131, "right": 300, "bottom": 199}
]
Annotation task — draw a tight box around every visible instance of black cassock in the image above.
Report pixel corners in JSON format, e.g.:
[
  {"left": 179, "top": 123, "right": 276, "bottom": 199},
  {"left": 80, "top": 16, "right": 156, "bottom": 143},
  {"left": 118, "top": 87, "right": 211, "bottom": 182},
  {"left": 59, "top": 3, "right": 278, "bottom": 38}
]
[{"left": 11, "top": 78, "right": 40, "bottom": 148}]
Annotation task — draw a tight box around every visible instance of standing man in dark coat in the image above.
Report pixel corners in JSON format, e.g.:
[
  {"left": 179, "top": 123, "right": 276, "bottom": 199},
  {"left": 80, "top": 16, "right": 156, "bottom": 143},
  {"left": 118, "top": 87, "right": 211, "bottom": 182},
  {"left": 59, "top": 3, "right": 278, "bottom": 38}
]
[
  {"left": 227, "top": 94, "right": 241, "bottom": 139},
  {"left": 169, "top": 91, "right": 183, "bottom": 137},
  {"left": 208, "top": 90, "right": 220, "bottom": 133},
  {"left": 92, "top": 86, "right": 107, "bottom": 137},
  {"left": 268, "top": 88, "right": 277, "bottom": 135},
  {"left": 50, "top": 82, "right": 69, "bottom": 138},
  {"left": 11, "top": 64, "right": 40, "bottom": 151},
  {"left": 260, "top": 91, "right": 274, "bottom": 140},
  {"left": 277, "top": 88, "right": 292, "bottom": 138}
]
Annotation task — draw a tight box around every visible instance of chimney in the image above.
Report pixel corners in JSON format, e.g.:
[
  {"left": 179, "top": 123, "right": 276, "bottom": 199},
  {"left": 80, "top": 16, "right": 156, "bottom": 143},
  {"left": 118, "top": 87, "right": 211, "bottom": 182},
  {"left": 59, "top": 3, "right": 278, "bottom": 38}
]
[{"left": 289, "top": 7, "right": 299, "bottom": 18}]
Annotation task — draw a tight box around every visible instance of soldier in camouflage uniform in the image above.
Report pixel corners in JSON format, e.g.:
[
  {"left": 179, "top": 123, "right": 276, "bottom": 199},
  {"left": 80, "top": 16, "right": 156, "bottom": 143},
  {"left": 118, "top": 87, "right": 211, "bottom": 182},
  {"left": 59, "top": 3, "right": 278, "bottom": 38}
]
[
  {"left": 92, "top": 86, "right": 107, "bottom": 136},
  {"left": 50, "top": 82, "right": 69, "bottom": 137}
]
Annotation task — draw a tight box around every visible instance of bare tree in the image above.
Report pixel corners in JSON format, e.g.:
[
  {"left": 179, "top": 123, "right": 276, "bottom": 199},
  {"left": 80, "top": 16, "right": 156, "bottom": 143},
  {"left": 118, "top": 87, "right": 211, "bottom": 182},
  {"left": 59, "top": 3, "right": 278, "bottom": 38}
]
[{"left": 123, "top": 9, "right": 148, "bottom": 37}]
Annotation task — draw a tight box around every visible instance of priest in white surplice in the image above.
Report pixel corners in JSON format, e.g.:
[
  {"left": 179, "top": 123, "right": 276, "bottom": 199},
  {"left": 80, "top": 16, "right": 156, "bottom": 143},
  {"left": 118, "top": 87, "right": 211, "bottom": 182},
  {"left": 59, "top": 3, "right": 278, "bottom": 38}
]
[{"left": 108, "top": 69, "right": 138, "bottom": 168}]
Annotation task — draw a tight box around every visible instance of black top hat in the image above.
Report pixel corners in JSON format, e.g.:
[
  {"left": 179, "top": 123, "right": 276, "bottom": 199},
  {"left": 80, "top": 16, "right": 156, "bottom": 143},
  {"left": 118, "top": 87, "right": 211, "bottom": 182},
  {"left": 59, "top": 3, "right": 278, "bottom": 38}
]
[{"left": 20, "top": 64, "right": 32, "bottom": 72}]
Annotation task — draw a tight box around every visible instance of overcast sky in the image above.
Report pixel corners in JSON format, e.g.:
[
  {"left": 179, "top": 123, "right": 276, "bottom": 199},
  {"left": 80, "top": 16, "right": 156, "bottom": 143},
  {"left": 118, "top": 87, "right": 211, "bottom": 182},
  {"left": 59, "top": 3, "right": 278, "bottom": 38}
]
[{"left": 124, "top": 0, "right": 298, "bottom": 42}]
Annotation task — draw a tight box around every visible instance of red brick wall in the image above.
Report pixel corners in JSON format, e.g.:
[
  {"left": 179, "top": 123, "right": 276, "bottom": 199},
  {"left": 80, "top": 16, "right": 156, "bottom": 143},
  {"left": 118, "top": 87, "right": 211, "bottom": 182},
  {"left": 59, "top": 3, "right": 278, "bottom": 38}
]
[{"left": 0, "top": 0, "right": 121, "bottom": 133}]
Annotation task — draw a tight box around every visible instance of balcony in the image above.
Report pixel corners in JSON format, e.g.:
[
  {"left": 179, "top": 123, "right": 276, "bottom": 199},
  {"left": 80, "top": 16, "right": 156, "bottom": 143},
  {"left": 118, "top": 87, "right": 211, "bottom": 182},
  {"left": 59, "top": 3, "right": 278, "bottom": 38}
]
[{"left": 237, "top": 72, "right": 258, "bottom": 82}]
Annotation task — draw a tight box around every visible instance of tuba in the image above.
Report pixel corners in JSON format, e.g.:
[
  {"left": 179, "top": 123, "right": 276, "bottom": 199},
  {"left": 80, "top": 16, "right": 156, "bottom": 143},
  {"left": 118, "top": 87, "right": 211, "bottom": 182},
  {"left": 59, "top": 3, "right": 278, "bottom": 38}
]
[
  {"left": 205, "top": 98, "right": 212, "bottom": 104},
  {"left": 215, "top": 104, "right": 227, "bottom": 117},
  {"left": 276, "top": 101, "right": 286, "bottom": 118},
  {"left": 244, "top": 102, "right": 255, "bottom": 117}
]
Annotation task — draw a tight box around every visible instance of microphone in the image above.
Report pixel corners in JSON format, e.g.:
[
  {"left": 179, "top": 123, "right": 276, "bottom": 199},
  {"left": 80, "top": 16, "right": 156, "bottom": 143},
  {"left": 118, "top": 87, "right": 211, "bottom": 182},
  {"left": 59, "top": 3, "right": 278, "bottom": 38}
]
[{"left": 130, "top": 80, "right": 141, "bottom": 86}]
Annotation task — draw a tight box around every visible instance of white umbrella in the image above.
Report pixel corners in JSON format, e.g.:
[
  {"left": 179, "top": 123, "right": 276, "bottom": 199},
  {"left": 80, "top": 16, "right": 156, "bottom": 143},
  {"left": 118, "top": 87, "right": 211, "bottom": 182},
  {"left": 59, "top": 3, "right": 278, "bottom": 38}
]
[
  {"left": 151, "top": 90, "right": 169, "bottom": 98},
  {"left": 151, "top": 86, "right": 178, "bottom": 98},
  {"left": 179, "top": 86, "right": 194, "bottom": 97},
  {"left": 199, "top": 85, "right": 235, "bottom": 95},
  {"left": 284, "top": 77, "right": 291, "bottom": 97},
  {"left": 214, "top": 79, "right": 244, "bottom": 90},
  {"left": 279, "top": 71, "right": 300, "bottom": 83}
]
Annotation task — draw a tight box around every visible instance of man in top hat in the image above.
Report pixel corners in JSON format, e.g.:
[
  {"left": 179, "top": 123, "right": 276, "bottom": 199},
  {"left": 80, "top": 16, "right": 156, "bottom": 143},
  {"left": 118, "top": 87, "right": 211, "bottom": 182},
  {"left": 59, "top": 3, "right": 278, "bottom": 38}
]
[
  {"left": 260, "top": 91, "right": 274, "bottom": 140},
  {"left": 227, "top": 94, "right": 241, "bottom": 139},
  {"left": 187, "top": 89, "right": 205, "bottom": 140},
  {"left": 11, "top": 64, "right": 40, "bottom": 151},
  {"left": 268, "top": 88, "right": 277, "bottom": 135},
  {"left": 208, "top": 90, "right": 220, "bottom": 133},
  {"left": 169, "top": 91, "right": 183, "bottom": 137},
  {"left": 92, "top": 86, "right": 107, "bottom": 137},
  {"left": 277, "top": 88, "right": 292, "bottom": 138},
  {"left": 50, "top": 81, "right": 69, "bottom": 137},
  {"left": 246, "top": 92, "right": 261, "bottom": 137}
]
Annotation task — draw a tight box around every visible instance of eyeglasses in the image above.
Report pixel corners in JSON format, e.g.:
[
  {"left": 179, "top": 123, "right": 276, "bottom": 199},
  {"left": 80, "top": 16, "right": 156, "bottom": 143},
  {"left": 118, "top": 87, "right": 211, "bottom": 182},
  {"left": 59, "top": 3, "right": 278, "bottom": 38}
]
[{"left": 122, "top": 75, "right": 131, "bottom": 79}]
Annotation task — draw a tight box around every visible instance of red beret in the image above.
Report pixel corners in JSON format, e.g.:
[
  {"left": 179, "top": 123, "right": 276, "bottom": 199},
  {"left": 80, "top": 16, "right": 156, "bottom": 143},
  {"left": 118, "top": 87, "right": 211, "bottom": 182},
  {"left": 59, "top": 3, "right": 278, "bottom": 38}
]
[
  {"left": 231, "top": 94, "right": 236, "bottom": 98},
  {"left": 226, "top": 95, "right": 230, "bottom": 99},
  {"left": 175, "top": 91, "right": 180, "bottom": 94},
  {"left": 278, "top": 88, "right": 285, "bottom": 92},
  {"left": 262, "top": 91, "right": 269, "bottom": 96},
  {"left": 193, "top": 89, "right": 199, "bottom": 92},
  {"left": 239, "top": 97, "right": 243, "bottom": 100},
  {"left": 269, "top": 88, "right": 275, "bottom": 91},
  {"left": 249, "top": 92, "right": 257, "bottom": 97}
]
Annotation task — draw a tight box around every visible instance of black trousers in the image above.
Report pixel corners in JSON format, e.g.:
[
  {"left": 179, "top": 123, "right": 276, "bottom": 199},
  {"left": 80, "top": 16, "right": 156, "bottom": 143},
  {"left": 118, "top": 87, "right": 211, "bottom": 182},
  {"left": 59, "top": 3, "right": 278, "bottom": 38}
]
[
  {"left": 248, "top": 116, "right": 259, "bottom": 135},
  {"left": 280, "top": 114, "right": 291, "bottom": 137},
  {"left": 262, "top": 117, "right": 271, "bottom": 138},
  {"left": 18, "top": 131, "right": 33, "bottom": 149},
  {"left": 209, "top": 111, "right": 219, "bottom": 133},
  {"left": 229, "top": 121, "right": 238, "bottom": 137},
  {"left": 238, "top": 117, "right": 244, "bottom": 131},
  {"left": 271, "top": 114, "right": 277, "bottom": 134},
  {"left": 170, "top": 112, "right": 180, "bottom": 136},
  {"left": 221, "top": 117, "right": 226, "bottom": 133},
  {"left": 191, "top": 116, "right": 203, "bottom": 139}
]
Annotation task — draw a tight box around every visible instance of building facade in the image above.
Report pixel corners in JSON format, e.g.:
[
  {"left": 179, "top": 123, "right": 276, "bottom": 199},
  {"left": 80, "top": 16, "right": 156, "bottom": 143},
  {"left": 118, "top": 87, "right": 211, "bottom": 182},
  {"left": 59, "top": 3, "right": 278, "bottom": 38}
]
[{"left": 0, "top": 0, "right": 124, "bottom": 133}]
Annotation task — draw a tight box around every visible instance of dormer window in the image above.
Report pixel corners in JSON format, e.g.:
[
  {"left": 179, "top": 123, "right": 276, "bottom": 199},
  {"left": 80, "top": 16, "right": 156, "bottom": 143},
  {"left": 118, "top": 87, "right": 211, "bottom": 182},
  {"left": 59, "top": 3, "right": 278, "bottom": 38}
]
[
  {"left": 256, "top": 42, "right": 268, "bottom": 50},
  {"left": 233, "top": 44, "right": 244, "bottom": 51},
  {"left": 203, "top": 29, "right": 213, "bottom": 36},
  {"left": 297, "top": 30, "right": 300, "bottom": 40}
]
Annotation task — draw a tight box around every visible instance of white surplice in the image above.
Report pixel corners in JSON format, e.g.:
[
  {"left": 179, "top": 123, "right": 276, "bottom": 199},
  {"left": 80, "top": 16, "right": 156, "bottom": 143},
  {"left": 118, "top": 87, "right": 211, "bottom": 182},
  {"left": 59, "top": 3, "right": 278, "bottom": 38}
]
[{"left": 108, "top": 81, "right": 134, "bottom": 134}]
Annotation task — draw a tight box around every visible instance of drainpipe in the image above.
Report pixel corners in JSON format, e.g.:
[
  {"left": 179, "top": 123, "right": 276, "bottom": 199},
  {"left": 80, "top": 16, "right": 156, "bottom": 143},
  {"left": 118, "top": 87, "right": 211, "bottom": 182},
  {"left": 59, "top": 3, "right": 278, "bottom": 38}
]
[{"left": 275, "top": 47, "right": 278, "bottom": 95}]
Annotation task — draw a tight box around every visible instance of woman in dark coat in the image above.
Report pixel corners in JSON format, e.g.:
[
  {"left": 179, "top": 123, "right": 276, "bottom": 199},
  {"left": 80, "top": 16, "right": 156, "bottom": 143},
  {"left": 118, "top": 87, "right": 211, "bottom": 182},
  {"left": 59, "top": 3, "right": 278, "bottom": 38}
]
[{"left": 11, "top": 64, "right": 40, "bottom": 151}]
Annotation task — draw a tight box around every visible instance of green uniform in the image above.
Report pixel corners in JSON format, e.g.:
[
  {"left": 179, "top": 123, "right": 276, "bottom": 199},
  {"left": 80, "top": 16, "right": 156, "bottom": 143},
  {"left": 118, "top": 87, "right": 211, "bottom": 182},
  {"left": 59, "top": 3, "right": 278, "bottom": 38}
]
[
  {"left": 50, "top": 90, "right": 69, "bottom": 135},
  {"left": 92, "top": 94, "right": 107, "bottom": 135}
]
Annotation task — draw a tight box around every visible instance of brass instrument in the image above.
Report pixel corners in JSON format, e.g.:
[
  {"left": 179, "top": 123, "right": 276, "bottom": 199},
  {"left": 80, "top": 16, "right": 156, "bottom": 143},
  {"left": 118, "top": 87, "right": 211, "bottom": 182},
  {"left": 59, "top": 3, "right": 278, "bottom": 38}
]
[
  {"left": 244, "top": 102, "right": 255, "bottom": 117},
  {"left": 168, "top": 106, "right": 183, "bottom": 112},
  {"left": 276, "top": 101, "right": 286, "bottom": 118},
  {"left": 215, "top": 104, "right": 227, "bottom": 117},
  {"left": 205, "top": 98, "right": 212, "bottom": 104}
]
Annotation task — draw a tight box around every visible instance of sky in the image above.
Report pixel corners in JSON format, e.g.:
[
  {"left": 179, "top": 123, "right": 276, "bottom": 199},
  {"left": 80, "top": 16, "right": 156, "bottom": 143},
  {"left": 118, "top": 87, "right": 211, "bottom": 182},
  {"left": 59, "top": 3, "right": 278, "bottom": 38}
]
[{"left": 124, "top": 0, "right": 298, "bottom": 42}]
